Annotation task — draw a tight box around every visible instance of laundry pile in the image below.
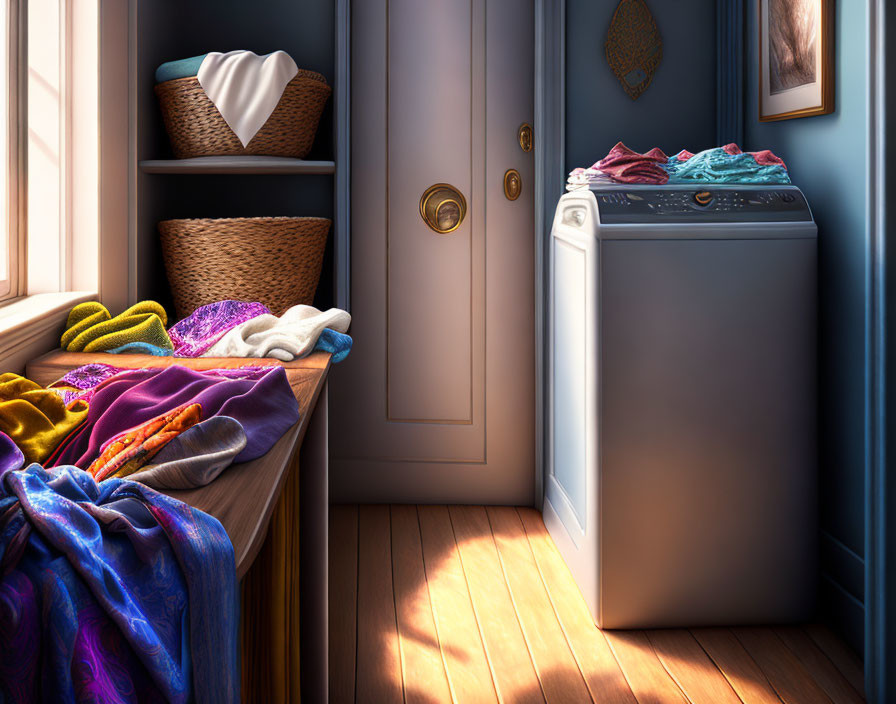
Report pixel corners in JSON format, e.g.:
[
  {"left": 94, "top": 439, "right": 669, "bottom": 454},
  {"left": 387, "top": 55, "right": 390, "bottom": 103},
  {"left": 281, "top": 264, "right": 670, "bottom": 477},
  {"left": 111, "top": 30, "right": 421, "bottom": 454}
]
[
  {"left": 60, "top": 299, "right": 353, "bottom": 362},
  {"left": 22, "top": 296, "right": 350, "bottom": 490},
  {"left": 566, "top": 142, "right": 791, "bottom": 190},
  {"left": 2, "top": 363, "right": 298, "bottom": 489},
  {"left": 0, "top": 294, "right": 353, "bottom": 702}
]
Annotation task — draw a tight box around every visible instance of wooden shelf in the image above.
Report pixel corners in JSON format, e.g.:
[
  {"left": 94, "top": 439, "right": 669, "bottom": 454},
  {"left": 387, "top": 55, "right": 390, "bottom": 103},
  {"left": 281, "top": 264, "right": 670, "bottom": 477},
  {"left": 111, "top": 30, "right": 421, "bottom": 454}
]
[{"left": 139, "top": 156, "right": 336, "bottom": 175}]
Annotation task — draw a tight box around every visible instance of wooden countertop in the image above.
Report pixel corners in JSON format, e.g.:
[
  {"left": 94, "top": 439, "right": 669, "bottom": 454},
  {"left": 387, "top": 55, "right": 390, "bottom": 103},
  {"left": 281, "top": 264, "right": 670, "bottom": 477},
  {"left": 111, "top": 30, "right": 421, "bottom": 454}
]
[{"left": 26, "top": 349, "right": 331, "bottom": 578}]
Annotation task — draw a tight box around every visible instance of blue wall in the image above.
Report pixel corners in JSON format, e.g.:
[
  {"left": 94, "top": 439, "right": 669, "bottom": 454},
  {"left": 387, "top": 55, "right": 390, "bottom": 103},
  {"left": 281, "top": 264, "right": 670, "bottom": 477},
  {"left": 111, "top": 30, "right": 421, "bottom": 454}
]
[
  {"left": 744, "top": 1, "right": 868, "bottom": 654},
  {"left": 564, "top": 0, "right": 718, "bottom": 173}
]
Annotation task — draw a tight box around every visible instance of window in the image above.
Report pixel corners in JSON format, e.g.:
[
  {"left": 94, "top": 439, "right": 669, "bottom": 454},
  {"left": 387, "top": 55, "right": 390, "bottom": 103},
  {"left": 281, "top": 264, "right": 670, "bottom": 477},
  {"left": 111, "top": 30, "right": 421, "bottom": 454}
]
[
  {"left": 0, "top": 0, "right": 99, "bottom": 306},
  {"left": 1, "top": 0, "right": 22, "bottom": 301}
]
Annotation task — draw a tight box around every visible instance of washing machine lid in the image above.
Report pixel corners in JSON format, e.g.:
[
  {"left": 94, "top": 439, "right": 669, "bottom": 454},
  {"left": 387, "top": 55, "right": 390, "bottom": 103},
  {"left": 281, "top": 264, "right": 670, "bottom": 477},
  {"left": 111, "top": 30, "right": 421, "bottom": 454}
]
[{"left": 585, "top": 184, "right": 813, "bottom": 225}]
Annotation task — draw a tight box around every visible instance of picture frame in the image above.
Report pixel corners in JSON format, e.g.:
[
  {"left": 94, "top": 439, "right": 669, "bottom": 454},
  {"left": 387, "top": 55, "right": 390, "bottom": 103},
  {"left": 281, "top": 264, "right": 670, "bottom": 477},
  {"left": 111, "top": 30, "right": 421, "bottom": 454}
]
[{"left": 758, "top": 0, "right": 834, "bottom": 122}]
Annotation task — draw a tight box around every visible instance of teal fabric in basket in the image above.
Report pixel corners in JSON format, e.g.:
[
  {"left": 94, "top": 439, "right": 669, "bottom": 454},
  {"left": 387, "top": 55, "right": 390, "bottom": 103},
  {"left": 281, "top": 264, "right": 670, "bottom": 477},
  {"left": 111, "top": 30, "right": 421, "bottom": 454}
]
[{"left": 155, "top": 54, "right": 208, "bottom": 83}]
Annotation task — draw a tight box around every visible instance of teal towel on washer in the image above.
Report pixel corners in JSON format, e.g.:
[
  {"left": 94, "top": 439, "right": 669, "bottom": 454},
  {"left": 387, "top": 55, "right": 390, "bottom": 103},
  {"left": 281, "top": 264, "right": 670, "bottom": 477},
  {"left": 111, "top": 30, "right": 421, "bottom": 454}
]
[
  {"left": 665, "top": 147, "right": 792, "bottom": 184},
  {"left": 155, "top": 54, "right": 208, "bottom": 83}
]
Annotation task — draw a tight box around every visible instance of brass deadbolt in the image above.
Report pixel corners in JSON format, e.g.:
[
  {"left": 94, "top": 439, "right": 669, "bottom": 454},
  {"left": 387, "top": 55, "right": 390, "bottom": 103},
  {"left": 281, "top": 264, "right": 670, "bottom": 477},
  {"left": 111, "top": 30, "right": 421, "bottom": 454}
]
[
  {"left": 504, "top": 169, "right": 522, "bottom": 201},
  {"left": 518, "top": 123, "right": 533, "bottom": 152}
]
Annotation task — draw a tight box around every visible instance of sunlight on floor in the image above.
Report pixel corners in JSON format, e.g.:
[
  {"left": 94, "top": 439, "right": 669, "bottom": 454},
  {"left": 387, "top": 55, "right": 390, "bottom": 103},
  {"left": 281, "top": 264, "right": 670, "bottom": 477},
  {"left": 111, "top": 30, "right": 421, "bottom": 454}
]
[{"left": 331, "top": 505, "right": 865, "bottom": 704}]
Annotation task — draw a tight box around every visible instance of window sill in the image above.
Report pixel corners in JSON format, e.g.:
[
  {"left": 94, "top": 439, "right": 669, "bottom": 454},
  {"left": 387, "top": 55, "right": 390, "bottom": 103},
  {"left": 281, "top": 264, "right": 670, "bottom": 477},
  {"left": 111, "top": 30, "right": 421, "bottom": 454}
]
[{"left": 0, "top": 291, "right": 97, "bottom": 362}]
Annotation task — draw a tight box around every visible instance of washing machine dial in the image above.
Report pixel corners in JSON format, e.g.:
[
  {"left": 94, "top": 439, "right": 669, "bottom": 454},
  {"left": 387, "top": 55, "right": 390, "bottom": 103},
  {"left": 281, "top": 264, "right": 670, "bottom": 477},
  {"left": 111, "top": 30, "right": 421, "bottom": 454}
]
[{"left": 694, "top": 191, "right": 713, "bottom": 206}]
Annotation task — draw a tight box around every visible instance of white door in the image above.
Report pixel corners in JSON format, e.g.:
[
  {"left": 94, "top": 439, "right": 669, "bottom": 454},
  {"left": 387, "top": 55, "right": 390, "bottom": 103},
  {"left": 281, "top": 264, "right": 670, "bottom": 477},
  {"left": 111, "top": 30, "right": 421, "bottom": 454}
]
[{"left": 330, "top": 0, "right": 535, "bottom": 504}]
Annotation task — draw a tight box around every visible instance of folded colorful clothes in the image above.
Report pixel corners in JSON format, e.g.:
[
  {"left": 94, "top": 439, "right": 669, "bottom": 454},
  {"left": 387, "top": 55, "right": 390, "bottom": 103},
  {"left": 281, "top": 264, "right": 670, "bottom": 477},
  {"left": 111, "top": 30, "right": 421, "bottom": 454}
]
[
  {"left": 595, "top": 142, "right": 670, "bottom": 184},
  {"left": 169, "top": 300, "right": 271, "bottom": 358},
  {"left": 50, "top": 365, "right": 299, "bottom": 469},
  {"left": 0, "top": 373, "right": 89, "bottom": 464},
  {"left": 665, "top": 143, "right": 790, "bottom": 184},
  {"left": 129, "top": 416, "right": 248, "bottom": 490},
  {"left": 0, "top": 433, "right": 238, "bottom": 704},
  {"left": 202, "top": 304, "right": 351, "bottom": 361},
  {"left": 566, "top": 166, "right": 617, "bottom": 191},
  {"left": 61, "top": 301, "right": 173, "bottom": 353}
]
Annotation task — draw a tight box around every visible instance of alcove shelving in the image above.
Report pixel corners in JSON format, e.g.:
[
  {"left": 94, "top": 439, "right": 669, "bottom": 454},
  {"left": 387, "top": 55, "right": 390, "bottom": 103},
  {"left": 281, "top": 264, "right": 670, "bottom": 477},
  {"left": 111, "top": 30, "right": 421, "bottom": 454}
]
[{"left": 132, "top": 0, "right": 349, "bottom": 314}]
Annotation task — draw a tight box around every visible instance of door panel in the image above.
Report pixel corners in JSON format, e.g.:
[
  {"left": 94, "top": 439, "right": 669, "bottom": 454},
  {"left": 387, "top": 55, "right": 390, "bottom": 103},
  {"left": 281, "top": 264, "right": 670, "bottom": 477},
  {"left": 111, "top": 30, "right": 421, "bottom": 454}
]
[
  {"left": 331, "top": 0, "right": 534, "bottom": 504},
  {"left": 387, "top": 0, "right": 476, "bottom": 422}
]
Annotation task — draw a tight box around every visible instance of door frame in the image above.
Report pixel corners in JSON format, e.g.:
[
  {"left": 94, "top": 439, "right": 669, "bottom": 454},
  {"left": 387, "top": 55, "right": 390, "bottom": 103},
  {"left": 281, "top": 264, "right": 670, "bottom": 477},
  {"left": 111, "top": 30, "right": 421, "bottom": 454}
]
[
  {"left": 534, "top": 0, "right": 565, "bottom": 508},
  {"left": 867, "top": 0, "right": 891, "bottom": 698}
]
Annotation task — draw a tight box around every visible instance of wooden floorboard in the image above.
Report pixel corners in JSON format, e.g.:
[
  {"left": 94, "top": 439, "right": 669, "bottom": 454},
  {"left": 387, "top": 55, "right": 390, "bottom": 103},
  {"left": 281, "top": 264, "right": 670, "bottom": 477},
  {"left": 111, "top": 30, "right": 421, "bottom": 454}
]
[
  {"left": 734, "top": 627, "right": 834, "bottom": 704},
  {"left": 691, "top": 628, "right": 784, "bottom": 704},
  {"left": 516, "top": 507, "right": 638, "bottom": 704},
  {"left": 328, "top": 505, "right": 358, "bottom": 704},
  {"left": 646, "top": 629, "right": 742, "bottom": 704},
  {"left": 332, "top": 507, "right": 865, "bottom": 704},
  {"left": 603, "top": 630, "right": 690, "bottom": 704},
  {"left": 804, "top": 624, "right": 865, "bottom": 698},
  {"left": 391, "top": 505, "right": 454, "bottom": 704},
  {"left": 355, "top": 505, "right": 404, "bottom": 704},
  {"left": 449, "top": 505, "right": 546, "bottom": 704},
  {"left": 418, "top": 505, "right": 500, "bottom": 703},
  {"left": 774, "top": 627, "right": 864, "bottom": 704},
  {"left": 487, "top": 506, "right": 594, "bottom": 703}
]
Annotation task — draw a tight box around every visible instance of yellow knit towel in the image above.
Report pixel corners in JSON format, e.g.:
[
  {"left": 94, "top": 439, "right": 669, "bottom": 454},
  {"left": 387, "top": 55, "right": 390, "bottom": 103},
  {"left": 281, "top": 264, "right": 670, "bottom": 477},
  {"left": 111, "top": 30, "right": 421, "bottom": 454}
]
[
  {"left": 61, "top": 301, "right": 173, "bottom": 353},
  {"left": 60, "top": 302, "right": 110, "bottom": 349},
  {"left": 0, "top": 373, "right": 89, "bottom": 464}
]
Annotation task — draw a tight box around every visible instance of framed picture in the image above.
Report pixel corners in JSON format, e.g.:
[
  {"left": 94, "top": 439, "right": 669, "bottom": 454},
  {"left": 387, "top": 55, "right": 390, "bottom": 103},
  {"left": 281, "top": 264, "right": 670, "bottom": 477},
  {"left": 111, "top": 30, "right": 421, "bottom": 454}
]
[{"left": 758, "top": 0, "right": 834, "bottom": 122}]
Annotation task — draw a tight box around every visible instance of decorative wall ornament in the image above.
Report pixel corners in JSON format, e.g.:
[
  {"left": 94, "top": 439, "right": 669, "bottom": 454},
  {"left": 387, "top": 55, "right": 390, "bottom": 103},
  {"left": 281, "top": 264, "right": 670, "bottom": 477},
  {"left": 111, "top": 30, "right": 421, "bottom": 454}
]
[{"left": 605, "top": 0, "right": 663, "bottom": 100}]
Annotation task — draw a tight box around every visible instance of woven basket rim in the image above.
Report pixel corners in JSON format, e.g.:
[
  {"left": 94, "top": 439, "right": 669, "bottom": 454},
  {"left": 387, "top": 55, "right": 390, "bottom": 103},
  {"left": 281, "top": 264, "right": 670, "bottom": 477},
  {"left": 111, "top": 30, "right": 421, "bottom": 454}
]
[
  {"left": 155, "top": 69, "right": 329, "bottom": 90},
  {"left": 159, "top": 216, "right": 331, "bottom": 225}
]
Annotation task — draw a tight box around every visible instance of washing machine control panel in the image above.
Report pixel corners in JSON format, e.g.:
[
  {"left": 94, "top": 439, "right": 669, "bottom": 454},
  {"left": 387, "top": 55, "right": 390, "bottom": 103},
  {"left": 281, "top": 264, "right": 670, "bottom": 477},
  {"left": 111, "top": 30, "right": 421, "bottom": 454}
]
[{"left": 595, "top": 187, "right": 812, "bottom": 224}]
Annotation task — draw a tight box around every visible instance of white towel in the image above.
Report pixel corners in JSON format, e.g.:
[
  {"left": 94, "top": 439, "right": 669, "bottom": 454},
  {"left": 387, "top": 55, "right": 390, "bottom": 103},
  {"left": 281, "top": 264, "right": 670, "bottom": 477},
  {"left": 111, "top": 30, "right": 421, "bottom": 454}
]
[
  {"left": 202, "top": 305, "right": 352, "bottom": 361},
  {"left": 197, "top": 50, "right": 299, "bottom": 147}
]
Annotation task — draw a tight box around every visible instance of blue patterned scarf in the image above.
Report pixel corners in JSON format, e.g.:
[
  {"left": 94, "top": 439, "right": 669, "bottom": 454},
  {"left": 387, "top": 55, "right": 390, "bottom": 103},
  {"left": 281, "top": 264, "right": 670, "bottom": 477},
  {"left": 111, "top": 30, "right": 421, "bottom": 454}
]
[{"left": 0, "top": 433, "right": 238, "bottom": 703}]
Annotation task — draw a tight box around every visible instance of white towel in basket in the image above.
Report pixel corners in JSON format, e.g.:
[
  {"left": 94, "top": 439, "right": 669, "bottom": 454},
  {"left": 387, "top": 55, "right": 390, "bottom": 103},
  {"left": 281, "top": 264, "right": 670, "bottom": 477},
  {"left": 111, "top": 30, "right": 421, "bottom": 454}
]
[{"left": 197, "top": 50, "right": 299, "bottom": 147}]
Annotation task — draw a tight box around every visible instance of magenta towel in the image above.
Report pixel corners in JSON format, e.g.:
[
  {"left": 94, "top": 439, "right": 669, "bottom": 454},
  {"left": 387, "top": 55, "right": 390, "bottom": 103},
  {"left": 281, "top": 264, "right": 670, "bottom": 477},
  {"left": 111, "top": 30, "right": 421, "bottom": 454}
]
[
  {"left": 595, "top": 142, "right": 670, "bottom": 184},
  {"left": 169, "top": 300, "right": 271, "bottom": 357},
  {"left": 50, "top": 365, "right": 299, "bottom": 469}
]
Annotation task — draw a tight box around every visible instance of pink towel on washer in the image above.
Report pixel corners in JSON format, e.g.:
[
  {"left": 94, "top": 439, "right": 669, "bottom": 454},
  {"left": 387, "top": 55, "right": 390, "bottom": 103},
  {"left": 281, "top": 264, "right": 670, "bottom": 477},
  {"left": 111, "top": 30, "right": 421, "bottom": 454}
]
[{"left": 595, "top": 142, "right": 670, "bottom": 184}]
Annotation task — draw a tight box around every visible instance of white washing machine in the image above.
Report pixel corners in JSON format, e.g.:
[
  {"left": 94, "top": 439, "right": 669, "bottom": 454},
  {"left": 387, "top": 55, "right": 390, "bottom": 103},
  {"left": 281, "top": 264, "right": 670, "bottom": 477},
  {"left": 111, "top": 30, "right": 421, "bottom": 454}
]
[{"left": 546, "top": 183, "right": 818, "bottom": 629}]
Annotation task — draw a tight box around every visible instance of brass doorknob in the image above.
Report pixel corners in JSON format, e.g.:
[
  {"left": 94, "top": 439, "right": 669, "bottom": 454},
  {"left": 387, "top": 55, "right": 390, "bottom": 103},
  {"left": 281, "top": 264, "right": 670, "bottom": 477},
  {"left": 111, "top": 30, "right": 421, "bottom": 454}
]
[{"left": 420, "top": 183, "right": 467, "bottom": 234}]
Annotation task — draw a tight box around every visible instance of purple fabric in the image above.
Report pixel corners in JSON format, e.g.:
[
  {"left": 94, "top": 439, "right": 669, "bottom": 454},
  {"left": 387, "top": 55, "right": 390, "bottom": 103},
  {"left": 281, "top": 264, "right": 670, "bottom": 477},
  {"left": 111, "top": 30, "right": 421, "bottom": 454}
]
[
  {"left": 54, "top": 363, "right": 121, "bottom": 390},
  {"left": 0, "top": 432, "right": 23, "bottom": 474},
  {"left": 50, "top": 363, "right": 124, "bottom": 405},
  {"left": 169, "top": 301, "right": 271, "bottom": 358},
  {"left": 50, "top": 365, "right": 300, "bottom": 469}
]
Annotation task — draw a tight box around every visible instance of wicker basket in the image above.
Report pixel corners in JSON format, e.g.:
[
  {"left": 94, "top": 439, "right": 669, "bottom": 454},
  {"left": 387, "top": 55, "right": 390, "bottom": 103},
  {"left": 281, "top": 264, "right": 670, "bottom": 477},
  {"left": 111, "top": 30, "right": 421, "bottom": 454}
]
[
  {"left": 159, "top": 217, "right": 331, "bottom": 319},
  {"left": 155, "top": 70, "right": 331, "bottom": 159}
]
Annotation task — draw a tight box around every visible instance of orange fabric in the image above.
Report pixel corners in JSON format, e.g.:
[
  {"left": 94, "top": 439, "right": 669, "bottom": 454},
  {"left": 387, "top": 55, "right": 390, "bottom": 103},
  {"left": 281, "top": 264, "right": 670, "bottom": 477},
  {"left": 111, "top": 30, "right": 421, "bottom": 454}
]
[{"left": 87, "top": 403, "right": 202, "bottom": 481}]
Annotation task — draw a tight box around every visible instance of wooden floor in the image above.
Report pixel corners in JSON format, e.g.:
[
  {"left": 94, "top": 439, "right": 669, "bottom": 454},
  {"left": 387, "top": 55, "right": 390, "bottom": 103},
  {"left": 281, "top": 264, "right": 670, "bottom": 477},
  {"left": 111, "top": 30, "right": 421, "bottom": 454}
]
[{"left": 329, "top": 505, "right": 865, "bottom": 704}]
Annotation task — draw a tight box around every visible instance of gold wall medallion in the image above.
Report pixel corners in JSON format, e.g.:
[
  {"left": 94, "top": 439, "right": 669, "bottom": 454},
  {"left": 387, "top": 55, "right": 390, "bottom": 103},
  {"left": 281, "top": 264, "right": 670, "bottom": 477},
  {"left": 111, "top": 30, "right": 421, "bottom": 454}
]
[
  {"left": 605, "top": 0, "right": 663, "bottom": 100},
  {"left": 518, "top": 123, "right": 533, "bottom": 152},
  {"left": 503, "top": 169, "right": 522, "bottom": 201},
  {"left": 420, "top": 183, "right": 467, "bottom": 234}
]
